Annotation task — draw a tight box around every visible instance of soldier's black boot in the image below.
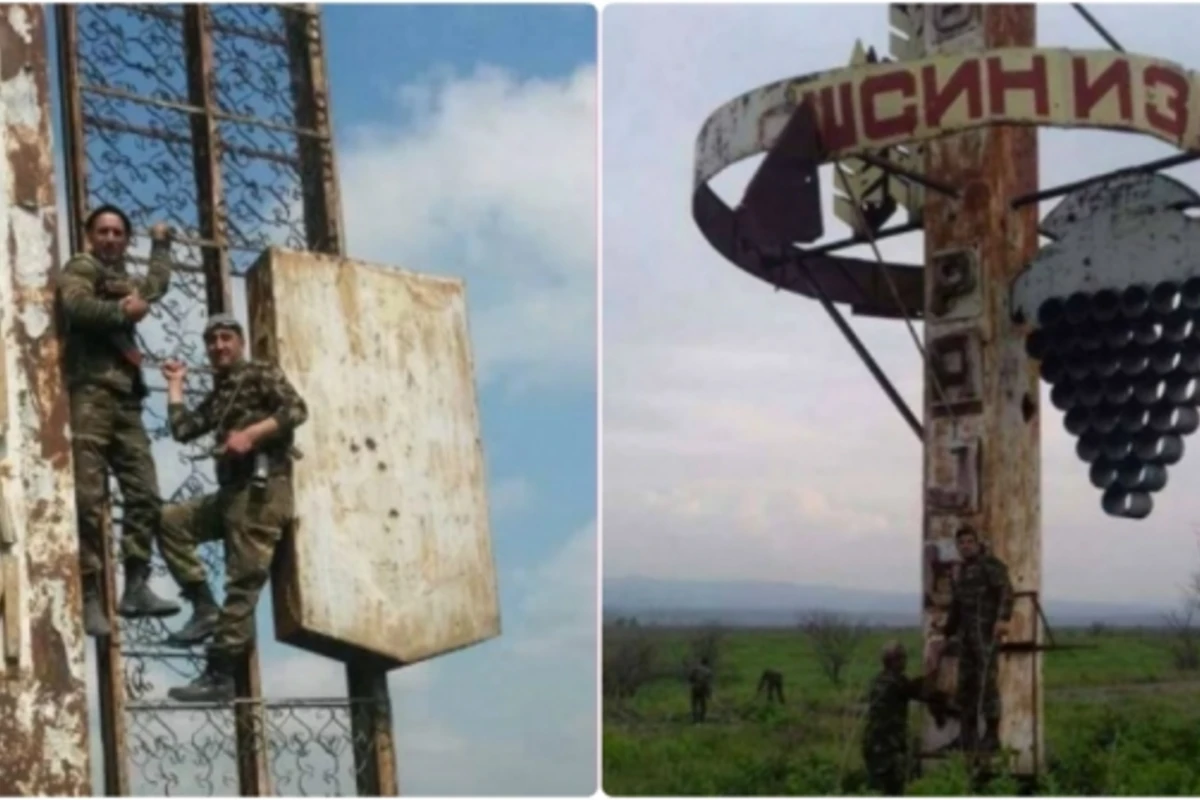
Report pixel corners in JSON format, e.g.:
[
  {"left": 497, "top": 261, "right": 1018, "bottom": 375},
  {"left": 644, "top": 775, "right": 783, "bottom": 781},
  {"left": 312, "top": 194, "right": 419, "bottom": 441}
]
[
  {"left": 164, "top": 581, "right": 220, "bottom": 647},
  {"left": 981, "top": 719, "right": 1001, "bottom": 752},
  {"left": 167, "top": 651, "right": 236, "bottom": 704},
  {"left": 117, "top": 559, "right": 181, "bottom": 618},
  {"left": 82, "top": 575, "right": 110, "bottom": 638}
]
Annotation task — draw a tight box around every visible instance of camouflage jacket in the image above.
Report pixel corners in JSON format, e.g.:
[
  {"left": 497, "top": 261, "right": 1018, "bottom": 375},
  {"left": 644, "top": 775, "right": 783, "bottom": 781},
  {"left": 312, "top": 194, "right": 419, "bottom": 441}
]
[
  {"left": 862, "top": 669, "right": 924, "bottom": 757},
  {"left": 56, "top": 243, "right": 172, "bottom": 397},
  {"left": 689, "top": 664, "right": 713, "bottom": 695},
  {"left": 944, "top": 552, "right": 1014, "bottom": 642},
  {"left": 168, "top": 358, "right": 308, "bottom": 487}
]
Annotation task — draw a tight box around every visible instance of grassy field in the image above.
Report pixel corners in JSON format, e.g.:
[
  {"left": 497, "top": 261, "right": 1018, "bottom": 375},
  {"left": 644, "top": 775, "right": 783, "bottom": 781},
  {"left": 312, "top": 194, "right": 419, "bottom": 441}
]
[{"left": 602, "top": 624, "right": 1200, "bottom": 795}]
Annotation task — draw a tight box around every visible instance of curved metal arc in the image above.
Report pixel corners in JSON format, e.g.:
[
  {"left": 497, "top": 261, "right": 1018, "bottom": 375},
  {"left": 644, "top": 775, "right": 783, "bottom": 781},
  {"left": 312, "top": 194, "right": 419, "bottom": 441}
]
[{"left": 693, "top": 46, "right": 1200, "bottom": 190}]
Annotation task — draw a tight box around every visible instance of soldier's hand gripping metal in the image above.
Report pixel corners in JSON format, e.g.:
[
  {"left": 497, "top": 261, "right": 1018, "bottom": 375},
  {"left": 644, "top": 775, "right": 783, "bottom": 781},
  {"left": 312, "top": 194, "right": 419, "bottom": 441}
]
[{"left": 112, "top": 222, "right": 175, "bottom": 324}]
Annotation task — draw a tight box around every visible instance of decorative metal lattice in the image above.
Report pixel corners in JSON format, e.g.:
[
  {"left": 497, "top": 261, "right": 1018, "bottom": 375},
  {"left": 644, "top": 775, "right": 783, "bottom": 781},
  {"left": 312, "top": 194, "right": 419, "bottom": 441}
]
[{"left": 58, "top": 4, "right": 384, "bottom": 795}]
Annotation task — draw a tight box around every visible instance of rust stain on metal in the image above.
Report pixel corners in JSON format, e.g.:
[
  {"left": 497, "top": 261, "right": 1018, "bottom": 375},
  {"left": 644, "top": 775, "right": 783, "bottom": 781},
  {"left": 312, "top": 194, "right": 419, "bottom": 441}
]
[
  {"left": 0, "top": 5, "right": 92, "bottom": 795},
  {"left": 921, "top": 4, "right": 1042, "bottom": 777},
  {"left": 251, "top": 248, "right": 500, "bottom": 668},
  {"left": 182, "top": 4, "right": 234, "bottom": 314},
  {"left": 286, "top": 3, "right": 345, "bottom": 256}
]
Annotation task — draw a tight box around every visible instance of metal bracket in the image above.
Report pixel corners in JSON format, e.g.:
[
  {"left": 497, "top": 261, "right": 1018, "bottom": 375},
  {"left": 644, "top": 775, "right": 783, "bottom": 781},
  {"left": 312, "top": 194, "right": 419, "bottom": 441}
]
[{"left": 694, "top": 100, "right": 925, "bottom": 320}]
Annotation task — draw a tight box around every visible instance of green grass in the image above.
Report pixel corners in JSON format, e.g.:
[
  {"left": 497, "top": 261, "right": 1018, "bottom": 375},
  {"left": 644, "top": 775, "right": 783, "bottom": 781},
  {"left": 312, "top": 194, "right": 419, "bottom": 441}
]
[{"left": 603, "top": 626, "right": 1200, "bottom": 795}]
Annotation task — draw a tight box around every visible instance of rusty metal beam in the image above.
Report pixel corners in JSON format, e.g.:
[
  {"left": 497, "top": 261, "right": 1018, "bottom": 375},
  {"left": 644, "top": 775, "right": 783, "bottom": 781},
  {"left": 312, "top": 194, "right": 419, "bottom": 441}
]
[
  {"left": 78, "top": 82, "right": 328, "bottom": 140},
  {"left": 919, "top": 3, "right": 1042, "bottom": 778},
  {"left": 0, "top": 5, "right": 92, "bottom": 794},
  {"left": 56, "top": 5, "right": 131, "bottom": 795},
  {"left": 94, "top": 513, "right": 128, "bottom": 796},
  {"left": 177, "top": 5, "right": 272, "bottom": 794},
  {"left": 1010, "top": 151, "right": 1200, "bottom": 208},
  {"left": 286, "top": 5, "right": 345, "bottom": 257},
  {"left": 182, "top": 5, "right": 234, "bottom": 330},
  {"left": 347, "top": 664, "right": 399, "bottom": 796},
  {"left": 55, "top": 5, "right": 88, "bottom": 251},
  {"left": 80, "top": 114, "right": 302, "bottom": 167},
  {"left": 283, "top": 6, "right": 398, "bottom": 793}
]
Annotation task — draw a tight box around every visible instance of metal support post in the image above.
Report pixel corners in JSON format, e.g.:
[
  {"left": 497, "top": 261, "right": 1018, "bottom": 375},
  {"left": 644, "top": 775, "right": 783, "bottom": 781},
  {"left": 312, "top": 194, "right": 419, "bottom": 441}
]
[
  {"left": 284, "top": 6, "right": 398, "bottom": 793},
  {"left": 919, "top": 3, "right": 1043, "bottom": 777}
]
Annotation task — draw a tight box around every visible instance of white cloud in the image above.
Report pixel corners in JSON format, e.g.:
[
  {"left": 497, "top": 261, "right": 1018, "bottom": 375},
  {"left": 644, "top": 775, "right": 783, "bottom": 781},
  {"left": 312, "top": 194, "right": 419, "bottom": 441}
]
[
  {"left": 337, "top": 64, "right": 597, "bottom": 393},
  {"left": 604, "top": 4, "right": 1200, "bottom": 608},
  {"left": 490, "top": 475, "right": 535, "bottom": 516}
]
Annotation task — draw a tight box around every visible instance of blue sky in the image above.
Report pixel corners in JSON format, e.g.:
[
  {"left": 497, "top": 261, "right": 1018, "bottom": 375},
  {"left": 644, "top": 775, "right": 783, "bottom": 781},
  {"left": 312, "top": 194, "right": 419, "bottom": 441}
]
[{"left": 48, "top": 4, "right": 596, "bottom": 796}]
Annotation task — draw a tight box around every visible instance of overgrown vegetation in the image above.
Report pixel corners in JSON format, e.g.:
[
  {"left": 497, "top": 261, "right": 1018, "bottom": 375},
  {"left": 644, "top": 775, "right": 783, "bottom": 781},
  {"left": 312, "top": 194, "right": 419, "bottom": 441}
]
[{"left": 603, "top": 624, "right": 1200, "bottom": 795}]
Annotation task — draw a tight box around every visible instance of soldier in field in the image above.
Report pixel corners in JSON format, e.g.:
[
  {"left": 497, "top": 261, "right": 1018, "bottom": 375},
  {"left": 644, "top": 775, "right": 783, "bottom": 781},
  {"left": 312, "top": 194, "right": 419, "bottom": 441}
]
[
  {"left": 756, "top": 668, "right": 785, "bottom": 704},
  {"left": 57, "top": 205, "right": 180, "bottom": 637},
  {"left": 688, "top": 657, "right": 713, "bottom": 723}
]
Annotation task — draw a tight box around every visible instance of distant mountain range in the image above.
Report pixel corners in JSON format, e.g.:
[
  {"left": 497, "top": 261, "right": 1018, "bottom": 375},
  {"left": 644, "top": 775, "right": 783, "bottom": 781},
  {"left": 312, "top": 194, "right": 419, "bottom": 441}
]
[{"left": 604, "top": 576, "right": 1174, "bottom": 628}]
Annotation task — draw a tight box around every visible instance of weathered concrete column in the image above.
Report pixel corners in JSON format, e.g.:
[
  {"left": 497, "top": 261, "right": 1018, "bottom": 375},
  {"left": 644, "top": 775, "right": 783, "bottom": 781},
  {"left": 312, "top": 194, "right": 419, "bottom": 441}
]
[
  {"left": 0, "top": 5, "right": 92, "bottom": 794},
  {"left": 919, "top": 3, "right": 1043, "bottom": 777}
]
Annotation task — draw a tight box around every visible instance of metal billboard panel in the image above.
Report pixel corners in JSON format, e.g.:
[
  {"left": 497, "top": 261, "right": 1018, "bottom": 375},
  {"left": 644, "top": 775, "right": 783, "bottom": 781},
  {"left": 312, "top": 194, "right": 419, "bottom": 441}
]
[{"left": 248, "top": 248, "right": 500, "bottom": 666}]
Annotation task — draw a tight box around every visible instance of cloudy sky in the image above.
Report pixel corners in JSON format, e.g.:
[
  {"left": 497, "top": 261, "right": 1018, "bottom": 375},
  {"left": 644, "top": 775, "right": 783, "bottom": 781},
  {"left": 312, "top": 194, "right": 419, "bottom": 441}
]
[
  {"left": 47, "top": 4, "right": 596, "bottom": 796},
  {"left": 604, "top": 3, "right": 1200, "bottom": 610}
]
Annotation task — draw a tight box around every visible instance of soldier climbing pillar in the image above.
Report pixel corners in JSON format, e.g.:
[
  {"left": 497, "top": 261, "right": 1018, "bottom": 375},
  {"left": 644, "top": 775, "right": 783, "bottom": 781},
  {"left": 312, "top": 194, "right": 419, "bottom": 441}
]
[
  {"left": 919, "top": 3, "right": 1043, "bottom": 776},
  {"left": 0, "top": 5, "right": 92, "bottom": 794}
]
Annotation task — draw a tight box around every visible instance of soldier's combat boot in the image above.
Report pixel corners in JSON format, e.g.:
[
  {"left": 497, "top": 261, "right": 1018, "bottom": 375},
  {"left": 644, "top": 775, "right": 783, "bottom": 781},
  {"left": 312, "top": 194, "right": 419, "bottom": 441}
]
[
  {"left": 167, "top": 651, "right": 236, "bottom": 704},
  {"left": 164, "top": 581, "right": 219, "bottom": 647},
  {"left": 82, "top": 575, "right": 110, "bottom": 638},
  {"left": 117, "top": 559, "right": 181, "bottom": 618}
]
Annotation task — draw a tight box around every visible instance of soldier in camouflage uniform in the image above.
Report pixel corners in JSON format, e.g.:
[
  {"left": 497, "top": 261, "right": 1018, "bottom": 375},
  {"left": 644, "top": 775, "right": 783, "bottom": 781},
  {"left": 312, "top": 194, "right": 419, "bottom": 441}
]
[
  {"left": 862, "top": 641, "right": 934, "bottom": 796},
  {"left": 939, "top": 525, "right": 1014, "bottom": 754},
  {"left": 57, "top": 205, "right": 181, "bottom": 637},
  {"left": 157, "top": 314, "right": 308, "bottom": 703},
  {"left": 689, "top": 657, "right": 713, "bottom": 723}
]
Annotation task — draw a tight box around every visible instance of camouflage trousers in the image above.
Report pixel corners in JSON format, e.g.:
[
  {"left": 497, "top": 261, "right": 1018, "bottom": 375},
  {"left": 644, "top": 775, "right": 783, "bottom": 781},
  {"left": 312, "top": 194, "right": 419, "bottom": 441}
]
[
  {"left": 690, "top": 688, "right": 709, "bottom": 723},
  {"left": 957, "top": 637, "right": 1001, "bottom": 735},
  {"left": 158, "top": 474, "right": 294, "bottom": 656},
  {"left": 69, "top": 384, "right": 160, "bottom": 578},
  {"left": 862, "top": 741, "right": 906, "bottom": 796}
]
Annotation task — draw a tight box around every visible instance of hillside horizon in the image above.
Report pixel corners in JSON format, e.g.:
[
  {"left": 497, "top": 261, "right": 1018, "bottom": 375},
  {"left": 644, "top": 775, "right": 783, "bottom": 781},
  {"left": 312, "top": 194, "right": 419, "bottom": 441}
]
[{"left": 605, "top": 575, "right": 1177, "bottom": 628}]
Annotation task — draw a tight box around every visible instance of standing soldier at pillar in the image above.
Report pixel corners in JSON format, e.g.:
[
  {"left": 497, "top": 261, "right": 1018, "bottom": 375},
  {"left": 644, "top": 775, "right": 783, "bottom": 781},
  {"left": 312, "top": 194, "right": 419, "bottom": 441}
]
[
  {"left": 157, "top": 314, "right": 308, "bottom": 702},
  {"left": 689, "top": 657, "right": 713, "bottom": 723},
  {"left": 57, "top": 205, "right": 181, "bottom": 637},
  {"left": 938, "top": 525, "right": 1014, "bottom": 754}
]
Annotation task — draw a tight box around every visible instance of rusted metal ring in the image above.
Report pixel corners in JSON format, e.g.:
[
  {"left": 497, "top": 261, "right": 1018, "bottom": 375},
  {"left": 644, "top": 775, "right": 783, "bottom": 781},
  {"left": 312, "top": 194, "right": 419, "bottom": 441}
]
[{"left": 691, "top": 73, "right": 923, "bottom": 319}]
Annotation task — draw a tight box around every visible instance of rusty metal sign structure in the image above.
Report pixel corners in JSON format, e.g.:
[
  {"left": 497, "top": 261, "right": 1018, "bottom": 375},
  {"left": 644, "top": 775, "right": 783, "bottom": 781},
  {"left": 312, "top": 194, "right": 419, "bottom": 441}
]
[
  {"left": 249, "top": 248, "right": 501, "bottom": 670},
  {"left": 691, "top": 1, "right": 1200, "bottom": 781},
  {"left": 54, "top": 4, "right": 396, "bottom": 795}
]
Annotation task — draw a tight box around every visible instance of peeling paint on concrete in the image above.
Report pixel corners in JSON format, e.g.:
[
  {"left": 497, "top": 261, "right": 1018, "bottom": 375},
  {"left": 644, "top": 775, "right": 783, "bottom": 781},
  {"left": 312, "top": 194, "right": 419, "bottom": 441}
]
[
  {"left": 6, "top": 6, "right": 31, "bottom": 44},
  {"left": 0, "top": 70, "right": 41, "bottom": 132},
  {"left": 0, "top": 6, "right": 91, "bottom": 796}
]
